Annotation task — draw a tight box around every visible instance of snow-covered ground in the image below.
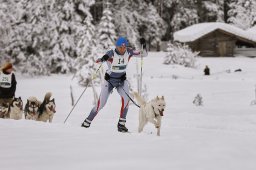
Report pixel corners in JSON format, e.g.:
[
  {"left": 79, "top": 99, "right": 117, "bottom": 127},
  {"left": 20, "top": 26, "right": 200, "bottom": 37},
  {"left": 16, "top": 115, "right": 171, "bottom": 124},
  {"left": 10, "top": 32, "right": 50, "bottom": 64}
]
[{"left": 1, "top": 52, "right": 256, "bottom": 170}]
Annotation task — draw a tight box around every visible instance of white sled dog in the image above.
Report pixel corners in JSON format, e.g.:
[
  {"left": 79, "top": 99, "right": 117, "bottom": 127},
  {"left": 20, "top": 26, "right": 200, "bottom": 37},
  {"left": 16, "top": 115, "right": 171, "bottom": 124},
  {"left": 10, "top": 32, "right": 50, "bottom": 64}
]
[
  {"left": 9, "top": 97, "right": 23, "bottom": 120},
  {"left": 37, "top": 92, "right": 56, "bottom": 123},
  {"left": 24, "top": 97, "right": 41, "bottom": 120},
  {"left": 133, "top": 92, "right": 166, "bottom": 136},
  {"left": 0, "top": 102, "right": 10, "bottom": 118}
]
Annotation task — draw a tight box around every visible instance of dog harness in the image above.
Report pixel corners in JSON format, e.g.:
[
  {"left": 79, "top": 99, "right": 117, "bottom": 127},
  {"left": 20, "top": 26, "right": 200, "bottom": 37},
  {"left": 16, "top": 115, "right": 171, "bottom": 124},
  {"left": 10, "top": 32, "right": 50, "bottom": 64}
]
[
  {"left": 0, "top": 72, "right": 12, "bottom": 88},
  {"left": 152, "top": 106, "right": 158, "bottom": 118}
]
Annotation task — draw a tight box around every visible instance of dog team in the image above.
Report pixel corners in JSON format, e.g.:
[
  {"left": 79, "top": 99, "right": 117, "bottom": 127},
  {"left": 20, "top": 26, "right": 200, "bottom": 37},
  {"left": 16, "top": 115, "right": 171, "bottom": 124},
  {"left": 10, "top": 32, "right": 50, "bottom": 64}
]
[
  {"left": 0, "top": 92, "right": 56, "bottom": 122},
  {"left": 0, "top": 62, "right": 56, "bottom": 122}
]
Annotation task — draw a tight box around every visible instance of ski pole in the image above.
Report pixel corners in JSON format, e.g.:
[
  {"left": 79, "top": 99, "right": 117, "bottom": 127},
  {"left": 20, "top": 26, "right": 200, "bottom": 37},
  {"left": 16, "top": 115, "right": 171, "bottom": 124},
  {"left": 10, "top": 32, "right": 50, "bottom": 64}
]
[
  {"left": 140, "top": 44, "right": 143, "bottom": 96},
  {"left": 139, "top": 38, "right": 146, "bottom": 96},
  {"left": 64, "top": 63, "right": 103, "bottom": 123}
]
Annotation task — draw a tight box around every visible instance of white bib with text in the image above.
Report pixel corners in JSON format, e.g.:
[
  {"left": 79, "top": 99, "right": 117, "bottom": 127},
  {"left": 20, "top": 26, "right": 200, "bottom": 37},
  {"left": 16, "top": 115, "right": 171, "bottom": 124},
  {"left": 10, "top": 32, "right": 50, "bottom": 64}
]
[
  {"left": 111, "top": 51, "right": 129, "bottom": 73},
  {"left": 0, "top": 72, "right": 12, "bottom": 88}
]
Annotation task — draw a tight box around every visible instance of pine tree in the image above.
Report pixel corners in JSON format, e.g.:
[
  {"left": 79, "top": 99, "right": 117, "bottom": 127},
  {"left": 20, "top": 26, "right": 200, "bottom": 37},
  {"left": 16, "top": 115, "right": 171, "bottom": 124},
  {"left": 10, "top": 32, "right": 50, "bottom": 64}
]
[
  {"left": 197, "top": 0, "right": 224, "bottom": 22},
  {"left": 114, "top": 1, "right": 166, "bottom": 50},
  {"left": 171, "top": 1, "right": 199, "bottom": 32},
  {"left": 11, "top": 0, "right": 51, "bottom": 75},
  {"left": 75, "top": 1, "right": 101, "bottom": 87},
  {"left": 76, "top": 12, "right": 96, "bottom": 68},
  {"left": 1, "top": 0, "right": 97, "bottom": 75},
  {"left": 113, "top": 0, "right": 140, "bottom": 47},
  {"left": 228, "top": 0, "right": 256, "bottom": 29},
  {"left": 142, "top": 3, "right": 166, "bottom": 51},
  {"left": 0, "top": 1, "right": 14, "bottom": 61},
  {"left": 96, "top": 2, "right": 117, "bottom": 51}
]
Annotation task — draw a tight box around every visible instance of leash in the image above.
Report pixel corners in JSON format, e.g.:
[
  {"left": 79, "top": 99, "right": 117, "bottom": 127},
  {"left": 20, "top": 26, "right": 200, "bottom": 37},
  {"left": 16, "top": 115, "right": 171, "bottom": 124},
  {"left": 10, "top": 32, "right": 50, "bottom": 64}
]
[
  {"left": 64, "top": 63, "right": 103, "bottom": 124},
  {"left": 106, "top": 79, "right": 140, "bottom": 108}
]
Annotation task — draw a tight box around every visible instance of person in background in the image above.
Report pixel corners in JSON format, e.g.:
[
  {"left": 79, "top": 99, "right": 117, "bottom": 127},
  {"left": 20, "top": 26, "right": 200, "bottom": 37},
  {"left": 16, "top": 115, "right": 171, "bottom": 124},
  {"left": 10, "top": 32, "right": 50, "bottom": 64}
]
[
  {"left": 81, "top": 37, "right": 147, "bottom": 132},
  {"left": 0, "top": 62, "right": 17, "bottom": 105},
  {"left": 204, "top": 65, "right": 210, "bottom": 75}
]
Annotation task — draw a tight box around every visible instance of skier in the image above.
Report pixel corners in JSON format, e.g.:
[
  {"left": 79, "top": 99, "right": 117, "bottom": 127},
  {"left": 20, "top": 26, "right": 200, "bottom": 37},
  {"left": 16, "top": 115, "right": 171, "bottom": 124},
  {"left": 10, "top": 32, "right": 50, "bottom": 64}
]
[
  {"left": 0, "top": 62, "right": 17, "bottom": 105},
  {"left": 81, "top": 37, "right": 147, "bottom": 132}
]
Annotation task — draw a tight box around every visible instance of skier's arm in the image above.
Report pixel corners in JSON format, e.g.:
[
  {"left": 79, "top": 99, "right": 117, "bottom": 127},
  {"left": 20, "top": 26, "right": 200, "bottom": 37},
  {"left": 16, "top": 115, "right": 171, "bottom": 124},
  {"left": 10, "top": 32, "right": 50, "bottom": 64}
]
[
  {"left": 7, "top": 73, "right": 17, "bottom": 98},
  {"left": 95, "top": 50, "right": 114, "bottom": 63},
  {"left": 96, "top": 54, "right": 109, "bottom": 63},
  {"left": 128, "top": 48, "right": 148, "bottom": 58}
]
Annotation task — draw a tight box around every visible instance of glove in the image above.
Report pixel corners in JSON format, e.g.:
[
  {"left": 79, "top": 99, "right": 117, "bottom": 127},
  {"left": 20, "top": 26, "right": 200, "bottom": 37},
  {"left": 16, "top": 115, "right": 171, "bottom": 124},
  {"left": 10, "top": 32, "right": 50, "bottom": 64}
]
[
  {"left": 96, "top": 54, "right": 109, "bottom": 63},
  {"left": 95, "top": 58, "right": 102, "bottom": 63},
  {"left": 120, "top": 73, "right": 126, "bottom": 81},
  {"left": 104, "top": 73, "right": 110, "bottom": 81},
  {"left": 140, "top": 38, "right": 146, "bottom": 49}
]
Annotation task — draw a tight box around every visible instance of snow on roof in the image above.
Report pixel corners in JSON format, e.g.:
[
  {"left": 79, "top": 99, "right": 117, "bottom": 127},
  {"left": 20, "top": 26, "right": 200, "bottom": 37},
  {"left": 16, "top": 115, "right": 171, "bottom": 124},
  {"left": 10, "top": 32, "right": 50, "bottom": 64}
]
[
  {"left": 174, "top": 22, "right": 256, "bottom": 43},
  {"left": 246, "top": 26, "right": 256, "bottom": 41},
  {"left": 247, "top": 26, "right": 256, "bottom": 33}
]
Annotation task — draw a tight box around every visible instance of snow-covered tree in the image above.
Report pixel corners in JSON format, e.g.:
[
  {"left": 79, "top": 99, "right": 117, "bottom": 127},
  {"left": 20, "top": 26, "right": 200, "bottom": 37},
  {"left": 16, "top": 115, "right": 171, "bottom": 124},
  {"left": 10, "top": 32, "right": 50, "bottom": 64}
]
[
  {"left": 1, "top": 0, "right": 97, "bottom": 75},
  {"left": 171, "top": 1, "right": 199, "bottom": 32},
  {"left": 159, "top": 0, "right": 199, "bottom": 40},
  {"left": 140, "top": 3, "right": 167, "bottom": 50},
  {"left": 9, "top": 0, "right": 52, "bottom": 75},
  {"left": 114, "top": 1, "right": 167, "bottom": 50},
  {"left": 113, "top": 0, "right": 140, "bottom": 47},
  {"left": 96, "top": 2, "right": 117, "bottom": 51},
  {"left": 0, "top": 2, "right": 12, "bottom": 59},
  {"left": 76, "top": 16, "right": 95, "bottom": 60},
  {"left": 193, "top": 94, "right": 203, "bottom": 106},
  {"left": 74, "top": 1, "right": 101, "bottom": 88},
  {"left": 163, "top": 42, "right": 198, "bottom": 68},
  {"left": 228, "top": 0, "right": 256, "bottom": 29},
  {"left": 200, "top": 0, "right": 224, "bottom": 22}
]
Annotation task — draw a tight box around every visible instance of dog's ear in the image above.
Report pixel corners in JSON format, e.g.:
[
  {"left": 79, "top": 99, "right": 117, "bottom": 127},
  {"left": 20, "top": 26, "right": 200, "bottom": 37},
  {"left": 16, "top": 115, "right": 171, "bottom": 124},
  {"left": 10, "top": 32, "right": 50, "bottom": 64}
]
[
  {"left": 162, "top": 96, "right": 164, "bottom": 100},
  {"left": 156, "top": 96, "right": 159, "bottom": 100},
  {"left": 19, "top": 97, "right": 21, "bottom": 100}
]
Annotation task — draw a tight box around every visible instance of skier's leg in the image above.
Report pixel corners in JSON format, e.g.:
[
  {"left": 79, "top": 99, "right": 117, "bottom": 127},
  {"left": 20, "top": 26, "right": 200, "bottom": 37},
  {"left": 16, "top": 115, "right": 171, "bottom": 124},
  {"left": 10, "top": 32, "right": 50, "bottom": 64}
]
[
  {"left": 82, "top": 80, "right": 113, "bottom": 127},
  {"left": 116, "top": 81, "right": 130, "bottom": 132}
]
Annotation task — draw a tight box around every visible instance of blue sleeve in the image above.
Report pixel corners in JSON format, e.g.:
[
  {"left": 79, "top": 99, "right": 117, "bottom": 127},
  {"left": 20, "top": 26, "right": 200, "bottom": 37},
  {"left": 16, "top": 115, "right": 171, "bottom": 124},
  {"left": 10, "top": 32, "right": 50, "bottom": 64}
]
[
  {"left": 101, "top": 50, "right": 114, "bottom": 61},
  {"left": 106, "top": 50, "right": 114, "bottom": 58}
]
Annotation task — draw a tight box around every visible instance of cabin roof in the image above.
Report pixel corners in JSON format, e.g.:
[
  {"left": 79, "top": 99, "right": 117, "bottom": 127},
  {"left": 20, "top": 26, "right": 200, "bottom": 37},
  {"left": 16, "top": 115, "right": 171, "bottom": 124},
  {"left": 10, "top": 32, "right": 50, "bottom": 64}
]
[{"left": 174, "top": 22, "right": 256, "bottom": 43}]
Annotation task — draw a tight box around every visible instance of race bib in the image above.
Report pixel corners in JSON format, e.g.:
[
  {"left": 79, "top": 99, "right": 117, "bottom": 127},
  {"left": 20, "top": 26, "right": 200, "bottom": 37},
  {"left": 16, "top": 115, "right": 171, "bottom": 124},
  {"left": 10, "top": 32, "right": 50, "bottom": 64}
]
[
  {"left": 0, "top": 72, "right": 12, "bottom": 88},
  {"left": 111, "top": 51, "right": 129, "bottom": 73}
]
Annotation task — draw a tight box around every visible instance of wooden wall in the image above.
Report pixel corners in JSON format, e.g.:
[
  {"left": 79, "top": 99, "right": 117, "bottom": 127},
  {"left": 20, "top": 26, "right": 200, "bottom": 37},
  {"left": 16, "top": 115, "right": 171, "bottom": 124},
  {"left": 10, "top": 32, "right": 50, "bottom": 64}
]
[{"left": 188, "top": 29, "right": 237, "bottom": 57}]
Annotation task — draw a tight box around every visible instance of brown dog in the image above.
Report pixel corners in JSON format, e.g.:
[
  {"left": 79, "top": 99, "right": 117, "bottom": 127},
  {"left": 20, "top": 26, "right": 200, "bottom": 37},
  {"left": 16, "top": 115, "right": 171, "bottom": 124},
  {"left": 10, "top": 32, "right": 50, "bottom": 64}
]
[{"left": 37, "top": 92, "right": 56, "bottom": 123}]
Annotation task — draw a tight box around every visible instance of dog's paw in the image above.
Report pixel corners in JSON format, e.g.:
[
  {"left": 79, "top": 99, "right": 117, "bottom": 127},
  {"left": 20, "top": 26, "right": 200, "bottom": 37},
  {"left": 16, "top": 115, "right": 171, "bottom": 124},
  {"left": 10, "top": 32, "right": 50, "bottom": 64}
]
[{"left": 155, "top": 125, "right": 160, "bottom": 128}]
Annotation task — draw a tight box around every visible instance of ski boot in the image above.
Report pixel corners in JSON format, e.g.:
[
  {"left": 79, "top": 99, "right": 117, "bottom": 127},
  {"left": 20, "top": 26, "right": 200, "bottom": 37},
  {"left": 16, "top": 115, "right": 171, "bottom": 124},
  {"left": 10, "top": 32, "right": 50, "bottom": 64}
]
[
  {"left": 81, "top": 118, "right": 91, "bottom": 128},
  {"left": 117, "top": 118, "right": 128, "bottom": 132}
]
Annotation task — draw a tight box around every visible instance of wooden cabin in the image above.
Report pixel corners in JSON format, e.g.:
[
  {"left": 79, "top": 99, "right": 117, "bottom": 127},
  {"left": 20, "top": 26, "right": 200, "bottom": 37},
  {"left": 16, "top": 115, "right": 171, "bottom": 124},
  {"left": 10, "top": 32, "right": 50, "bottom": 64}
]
[{"left": 174, "top": 23, "right": 256, "bottom": 57}]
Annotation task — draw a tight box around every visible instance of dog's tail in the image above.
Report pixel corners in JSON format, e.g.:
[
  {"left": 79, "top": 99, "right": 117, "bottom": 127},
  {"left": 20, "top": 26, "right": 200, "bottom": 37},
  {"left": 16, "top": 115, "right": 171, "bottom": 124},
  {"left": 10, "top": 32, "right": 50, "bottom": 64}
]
[
  {"left": 133, "top": 92, "right": 146, "bottom": 106},
  {"left": 38, "top": 92, "right": 52, "bottom": 115},
  {"left": 44, "top": 92, "right": 52, "bottom": 102}
]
